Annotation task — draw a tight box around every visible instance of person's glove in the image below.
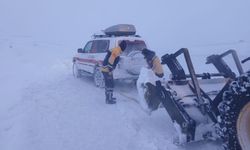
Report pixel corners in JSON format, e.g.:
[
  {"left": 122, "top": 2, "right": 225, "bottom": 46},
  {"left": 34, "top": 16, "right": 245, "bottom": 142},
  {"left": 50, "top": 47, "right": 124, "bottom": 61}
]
[
  {"left": 101, "top": 65, "right": 113, "bottom": 72},
  {"left": 107, "top": 64, "right": 113, "bottom": 72}
]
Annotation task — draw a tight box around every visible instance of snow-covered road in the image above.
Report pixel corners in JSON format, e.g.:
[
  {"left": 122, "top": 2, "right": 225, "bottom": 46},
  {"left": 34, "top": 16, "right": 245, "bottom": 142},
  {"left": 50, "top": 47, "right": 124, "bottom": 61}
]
[
  {"left": 0, "top": 69, "right": 221, "bottom": 150},
  {"left": 2, "top": 37, "right": 245, "bottom": 150}
]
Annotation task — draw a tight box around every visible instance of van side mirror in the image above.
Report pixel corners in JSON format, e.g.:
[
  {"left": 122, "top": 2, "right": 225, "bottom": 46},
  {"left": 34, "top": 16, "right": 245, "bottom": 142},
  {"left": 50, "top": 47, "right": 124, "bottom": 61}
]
[{"left": 77, "top": 48, "right": 84, "bottom": 53}]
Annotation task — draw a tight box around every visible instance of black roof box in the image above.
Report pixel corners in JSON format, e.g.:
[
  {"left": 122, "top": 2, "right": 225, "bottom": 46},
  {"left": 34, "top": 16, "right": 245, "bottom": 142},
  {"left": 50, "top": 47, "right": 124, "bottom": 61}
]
[{"left": 104, "top": 24, "right": 136, "bottom": 36}]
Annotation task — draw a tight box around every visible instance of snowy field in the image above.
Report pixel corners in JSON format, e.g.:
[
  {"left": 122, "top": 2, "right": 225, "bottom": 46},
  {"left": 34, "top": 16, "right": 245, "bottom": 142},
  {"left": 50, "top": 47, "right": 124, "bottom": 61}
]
[
  {"left": 0, "top": 37, "right": 238, "bottom": 150},
  {"left": 0, "top": 1, "right": 250, "bottom": 149},
  {"left": 0, "top": 36, "right": 249, "bottom": 150}
]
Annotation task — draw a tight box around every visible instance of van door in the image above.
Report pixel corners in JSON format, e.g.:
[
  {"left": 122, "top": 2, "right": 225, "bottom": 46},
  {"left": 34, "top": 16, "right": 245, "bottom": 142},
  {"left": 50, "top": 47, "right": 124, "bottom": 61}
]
[
  {"left": 89, "top": 40, "right": 110, "bottom": 68},
  {"left": 77, "top": 41, "right": 94, "bottom": 73}
]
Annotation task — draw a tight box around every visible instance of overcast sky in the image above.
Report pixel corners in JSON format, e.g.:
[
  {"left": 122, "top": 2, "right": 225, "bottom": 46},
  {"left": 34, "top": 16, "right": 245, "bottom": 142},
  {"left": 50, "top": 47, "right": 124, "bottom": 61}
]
[{"left": 0, "top": 0, "right": 250, "bottom": 50}]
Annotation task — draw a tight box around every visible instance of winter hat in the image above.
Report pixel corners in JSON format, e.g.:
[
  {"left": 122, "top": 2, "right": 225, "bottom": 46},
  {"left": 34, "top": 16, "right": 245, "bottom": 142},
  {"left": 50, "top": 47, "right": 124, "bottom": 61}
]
[{"left": 119, "top": 40, "right": 127, "bottom": 51}]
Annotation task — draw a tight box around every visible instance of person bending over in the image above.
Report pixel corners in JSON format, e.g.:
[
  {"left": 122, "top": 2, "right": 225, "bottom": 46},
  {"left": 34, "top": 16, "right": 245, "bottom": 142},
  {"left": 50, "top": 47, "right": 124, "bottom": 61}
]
[{"left": 101, "top": 40, "right": 127, "bottom": 104}]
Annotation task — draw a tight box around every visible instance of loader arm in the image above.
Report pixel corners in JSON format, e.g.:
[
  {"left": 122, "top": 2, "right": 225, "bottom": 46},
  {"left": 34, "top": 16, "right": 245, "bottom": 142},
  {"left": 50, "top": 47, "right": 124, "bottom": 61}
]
[
  {"left": 206, "top": 49, "right": 244, "bottom": 78},
  {"left": 242, "top": 57, "right": 250, "bottom": 64},
  {"left": 162, "top": 48, "right": 207, "bottom": 114},
  {"left": 156, "top": 82, "right": 196, "bottom": 142}
]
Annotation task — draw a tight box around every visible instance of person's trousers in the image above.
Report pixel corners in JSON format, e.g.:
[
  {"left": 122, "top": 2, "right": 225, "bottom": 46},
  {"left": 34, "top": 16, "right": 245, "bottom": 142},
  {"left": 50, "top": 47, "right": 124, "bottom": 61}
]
[{"left": 102, "top": 71, "right": 114, "bottom": 100}]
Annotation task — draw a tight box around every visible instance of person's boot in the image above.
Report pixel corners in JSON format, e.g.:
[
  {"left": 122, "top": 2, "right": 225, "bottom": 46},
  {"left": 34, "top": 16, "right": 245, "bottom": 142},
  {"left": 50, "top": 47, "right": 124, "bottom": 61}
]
[
  {"left": 105, "top": 91, "right": 116, "bottom": 104},
  {"left": 106, "top": 97, "right": 116, "bottom": 104},
  {"left": 111, "top": 92, "right": 116, "bottom": 101}
]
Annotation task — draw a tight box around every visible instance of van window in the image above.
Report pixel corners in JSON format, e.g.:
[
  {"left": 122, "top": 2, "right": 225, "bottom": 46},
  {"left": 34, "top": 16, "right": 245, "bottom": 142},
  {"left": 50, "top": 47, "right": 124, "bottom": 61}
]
[
  {"left": 83, "top": 41, "right": 93, "bottom": 53},
  {"left": 91, "top": 40, "right": 109, "bottom": 53}
]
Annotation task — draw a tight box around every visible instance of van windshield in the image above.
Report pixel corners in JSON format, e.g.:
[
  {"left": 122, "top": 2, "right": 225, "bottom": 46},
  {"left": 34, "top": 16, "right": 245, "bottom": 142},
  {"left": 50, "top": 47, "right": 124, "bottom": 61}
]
[{"left": 121, "top": 40, "right": 147, "bottom": 56}]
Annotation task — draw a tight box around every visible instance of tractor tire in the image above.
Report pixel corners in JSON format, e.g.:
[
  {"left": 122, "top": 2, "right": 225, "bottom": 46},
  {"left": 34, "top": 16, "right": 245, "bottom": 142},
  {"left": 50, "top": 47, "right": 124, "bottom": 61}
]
[{"left": 218, "top": 71, "right": 250, "bottom": 150}]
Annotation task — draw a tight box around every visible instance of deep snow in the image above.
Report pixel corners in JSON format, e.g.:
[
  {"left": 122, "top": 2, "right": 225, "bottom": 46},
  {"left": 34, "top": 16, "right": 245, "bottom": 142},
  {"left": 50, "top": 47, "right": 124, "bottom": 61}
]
[
  {"left": 0, "top": 37, "right": 236, "bottom": 150},
  {"left": 1, "top": 0, "right": 250, "bottom": 149}
]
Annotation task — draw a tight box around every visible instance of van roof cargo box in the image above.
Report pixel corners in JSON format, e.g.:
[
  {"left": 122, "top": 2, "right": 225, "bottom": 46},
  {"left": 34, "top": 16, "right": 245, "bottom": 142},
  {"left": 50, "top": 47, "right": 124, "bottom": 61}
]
[{"left": 104, "top": 24, "right": 136, "bottom": 36}]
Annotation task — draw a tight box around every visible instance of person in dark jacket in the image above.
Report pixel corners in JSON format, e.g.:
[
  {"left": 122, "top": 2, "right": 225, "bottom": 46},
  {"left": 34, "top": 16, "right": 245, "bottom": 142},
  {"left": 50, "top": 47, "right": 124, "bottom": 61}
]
[
  {"left": 141, "top": 48, "right": 164, "bottom": 78},
  {"left": 101, "top": 40, "right": 127, "bottom": 104},
  {"left": 141, "top": 48, "right": 164, "bottom": 111}
]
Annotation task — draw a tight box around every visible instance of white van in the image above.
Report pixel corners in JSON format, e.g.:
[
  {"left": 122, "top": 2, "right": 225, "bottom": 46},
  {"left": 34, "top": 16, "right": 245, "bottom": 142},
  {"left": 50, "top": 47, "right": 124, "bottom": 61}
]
[{"left": 73, "top": 24, "right": 148, "bottom": 87}]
